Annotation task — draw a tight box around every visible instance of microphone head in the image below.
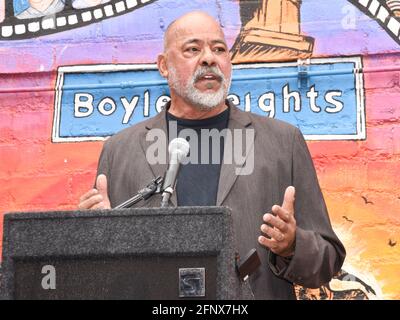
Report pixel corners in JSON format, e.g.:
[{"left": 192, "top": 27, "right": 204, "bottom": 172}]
[{"left": 168, "top": 137, "right": 190, "bottom": 163}]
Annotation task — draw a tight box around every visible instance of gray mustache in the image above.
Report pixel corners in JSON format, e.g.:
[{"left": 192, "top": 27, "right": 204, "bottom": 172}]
[{"left": 194, "top": 67, "right": 224, "bottom": 82}]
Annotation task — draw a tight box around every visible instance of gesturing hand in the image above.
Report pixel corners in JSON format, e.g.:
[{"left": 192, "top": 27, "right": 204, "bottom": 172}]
[
  {"left": 78, "top": 174, "right": 111, "bottom": 210},
  {"left": 258, "top": 186, "right": 296, "bottom": 257}
]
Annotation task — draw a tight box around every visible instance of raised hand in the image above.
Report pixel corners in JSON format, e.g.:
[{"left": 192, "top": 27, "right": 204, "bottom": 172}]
[{"left": 258, "top": 186, "right": 296, "bottom": 257}]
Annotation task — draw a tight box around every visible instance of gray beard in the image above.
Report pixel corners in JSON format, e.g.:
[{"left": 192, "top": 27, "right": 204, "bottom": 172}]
[{"left": 168, "top": 66, "right": 231, "bottom": 110}]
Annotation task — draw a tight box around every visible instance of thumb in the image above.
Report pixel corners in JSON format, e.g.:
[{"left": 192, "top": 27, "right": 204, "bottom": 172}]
[
  {"left": 282, "top": 186, "right": 295, "bottom": 215},
  {"left": 96, "top": 174, "right": 110, "bottom": 203}
]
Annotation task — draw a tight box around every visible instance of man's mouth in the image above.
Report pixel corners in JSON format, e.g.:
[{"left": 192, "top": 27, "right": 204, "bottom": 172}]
[{"left": 197, "top": 73, "right": 222, "bottom": 82}]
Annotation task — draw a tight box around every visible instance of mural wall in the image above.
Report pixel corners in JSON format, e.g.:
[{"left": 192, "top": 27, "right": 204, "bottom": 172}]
[{"left": 0, "top": 0, "right": 399, "bottom": 299}]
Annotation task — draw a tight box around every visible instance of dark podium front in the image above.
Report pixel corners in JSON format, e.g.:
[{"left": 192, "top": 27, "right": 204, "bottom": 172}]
[{"left": 0, "top": 206, "right": 253, "bottom": 300}]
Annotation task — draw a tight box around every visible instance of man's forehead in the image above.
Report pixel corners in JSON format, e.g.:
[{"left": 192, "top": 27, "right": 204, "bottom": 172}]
[
  {"left": 168, "top": 26, "right": 226, "bottom": 44},
  {"left": 163, "top": 12, "right": 228, "bottom": 51}
]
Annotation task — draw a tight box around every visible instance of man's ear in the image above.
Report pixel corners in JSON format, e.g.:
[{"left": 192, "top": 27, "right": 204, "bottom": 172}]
[{"left": 157, "top": 54, "right": 168, "bottom": 78}]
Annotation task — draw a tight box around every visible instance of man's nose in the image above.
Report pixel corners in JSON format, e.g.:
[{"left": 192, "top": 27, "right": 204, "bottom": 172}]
[{"left": 200, "top": 47, "right": 216, "bottom": 67}]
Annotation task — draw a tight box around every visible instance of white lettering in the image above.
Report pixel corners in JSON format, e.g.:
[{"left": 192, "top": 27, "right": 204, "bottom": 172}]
[
  {"left": 244, "top": 93, "right": 251, "bottom": 112},
  {"left": 145, "top": 129, "right": 167, "bottom": 165},
  {"left": 341, "top": 4, "right": 357, "bottom": 30},
  {"left": 41, "top": 265, "right": 56, "bottom": 290},
  {"left": 144, "top": 90, "right": 150, "bottom": 117},
  {"left": 307, "top": 85, "right": 321, "bottom": 113},
  {"left": 227, "top": 94, "right": 240, "bottom": 106},
  {"left": 325, "top": 91, "right": 344, "bottom": 113},
  {"left": 74, "top": 93, "right": 94, "bottom": 117},
  {"left": 156, "top": 95, "right": 170, "bottom": 113},
  {"left": 283, "top": 84, "right": 301, "bottom": 112},
  {"left": 258, "top": 92, "right": 275, "bottom": 118},
  {"left": 121, "top": 96, "right": 139, "bottom": 124},
  {"left": 98, "top": 97, "right": 116, "bottom": 116}
]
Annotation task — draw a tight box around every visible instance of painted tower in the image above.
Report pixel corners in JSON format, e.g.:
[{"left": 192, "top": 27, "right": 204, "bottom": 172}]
[{"left": 231, "top": 0, "right": 314, "bottom": 63}]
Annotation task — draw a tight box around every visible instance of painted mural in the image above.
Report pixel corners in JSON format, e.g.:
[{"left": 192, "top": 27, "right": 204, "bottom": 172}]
[
  {"left": 0, "top": 1, "right": 156, "bottom": 39},
  {"left": 0, "top": 0, "right": 399, "bottom": 299}
]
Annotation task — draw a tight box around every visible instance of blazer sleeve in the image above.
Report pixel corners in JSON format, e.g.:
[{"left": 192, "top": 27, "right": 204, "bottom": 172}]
[
  {"left": 96, "top": 139, "right": 111, "bottom": 178},
  {"left": 92, "top": 137, "right": 113, "bottom": 195},
  {"left": 268, "top": 127, "right": 346, "bottom": 288}
]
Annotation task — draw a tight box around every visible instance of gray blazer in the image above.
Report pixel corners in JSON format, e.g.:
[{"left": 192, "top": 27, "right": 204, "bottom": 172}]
[{"left": 97, "top": 103, "right": 346, "bottom": 299}]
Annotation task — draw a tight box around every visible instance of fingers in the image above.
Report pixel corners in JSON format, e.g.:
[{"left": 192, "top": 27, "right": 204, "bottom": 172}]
[
  {"left": 282, "top": 186, "right": 295, "bottom": 214},
  {"left": 271, "top": 205, "right": 291, "bottom": 223},
  {"left": 96, "top": 174, "right": 108, "bottom": 198},
  {"left": 78, "top": 191, "right": 104, "bottom": 210},
  {"left": 258, "top": 236, "right": 279, "bottom": 251},
  {"left": 260, "top": 223, "right": 285, "bottom": 242},
  {"left": 263, "top": 213, "right": 288, "bottom": 233},
  {"left": 91, "top": 201, "right": 108, "bottom": 210},
  {"left": 258, "top": 187, "right": 297, "bottom": 255},
  {"left": 259, "top": 220, "right": 296, "bottom": 256},
  {"left": 79, "top": 189, "right": 98, "bottom": 203},
  {"left": 78, "top": 174, "right": 110, "bottom": 210}
]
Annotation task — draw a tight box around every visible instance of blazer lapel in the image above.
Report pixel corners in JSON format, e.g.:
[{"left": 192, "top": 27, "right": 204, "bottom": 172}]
[
  {"left": 139, "top": 109, "right": 178, "bottom": 207},
  {"left": 216, "top": 105, "right": 255, "bottom": 206}
]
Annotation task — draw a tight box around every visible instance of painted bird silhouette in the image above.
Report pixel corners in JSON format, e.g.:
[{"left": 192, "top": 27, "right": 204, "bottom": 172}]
[
  {"left": 361, "top": 196, "right": 374, "bottom": 205},
  {"left": 342, "top": 216, "right": 354, "bottom": 223}
]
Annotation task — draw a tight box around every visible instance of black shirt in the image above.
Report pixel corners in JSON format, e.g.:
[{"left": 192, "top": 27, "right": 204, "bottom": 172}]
[{"left": 166, "top": 108, "right": 230, "bottom": 206}]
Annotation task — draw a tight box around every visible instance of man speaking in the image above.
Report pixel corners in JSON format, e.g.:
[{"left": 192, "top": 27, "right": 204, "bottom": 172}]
[{"left": 78, "top": 11, "right": 345, "bottom": 299}]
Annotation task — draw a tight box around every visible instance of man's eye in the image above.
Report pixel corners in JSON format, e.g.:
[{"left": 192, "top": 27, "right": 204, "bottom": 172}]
[
  {"left": 186, "top": 47, "right": 199, "bottom": 52},
  {"left": 214, "top": 47, "right": 226, "bottom": 53}
]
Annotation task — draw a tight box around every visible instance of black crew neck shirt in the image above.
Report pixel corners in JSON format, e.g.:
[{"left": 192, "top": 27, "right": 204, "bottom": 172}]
[{"left": 166, "top": 108, "right": 230, "bottom": 206}]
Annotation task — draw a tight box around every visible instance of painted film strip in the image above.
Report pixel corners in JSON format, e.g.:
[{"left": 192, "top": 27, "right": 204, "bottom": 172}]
[
  {"left": 0, "top": 0, "right": 156, "bottom": 40},
  {"left": 348, "top": 0, "right": 400, "bottom": 44}
]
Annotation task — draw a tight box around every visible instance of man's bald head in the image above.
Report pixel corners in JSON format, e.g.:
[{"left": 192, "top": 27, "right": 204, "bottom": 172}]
[
  {"left": 163, "top": 11, "right": 226, "bottom": 52},
  {"left": 157, "top": 10, "right": 232, "bottom": 113}
]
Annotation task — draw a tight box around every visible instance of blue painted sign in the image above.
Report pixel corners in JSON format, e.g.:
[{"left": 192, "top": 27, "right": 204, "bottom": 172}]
[{"left": 53, "top": 57, "right": 365, "bottom": 142}]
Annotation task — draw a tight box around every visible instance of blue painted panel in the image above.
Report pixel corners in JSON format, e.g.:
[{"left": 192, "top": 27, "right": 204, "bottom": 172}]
[{"left": 55, "top": 58, "right": 364, "bottom": 141}]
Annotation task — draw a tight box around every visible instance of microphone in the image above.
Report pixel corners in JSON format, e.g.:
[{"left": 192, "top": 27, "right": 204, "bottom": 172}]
[{"left": 160, "top": 137, "right": 190, "bottom": 208}]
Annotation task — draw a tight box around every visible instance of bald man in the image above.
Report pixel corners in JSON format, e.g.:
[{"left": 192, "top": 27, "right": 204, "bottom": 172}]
[{"left": 78, "top": 11, "right": 345, "bottom": 299}]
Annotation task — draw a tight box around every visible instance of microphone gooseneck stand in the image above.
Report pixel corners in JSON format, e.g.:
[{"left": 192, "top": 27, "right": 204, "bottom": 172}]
[
  {"left": 113, "top": 139, "right": 187, "bottom": 208},
  {"left": 113, "top": 176, "right": 163, "bottom": 209}
]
